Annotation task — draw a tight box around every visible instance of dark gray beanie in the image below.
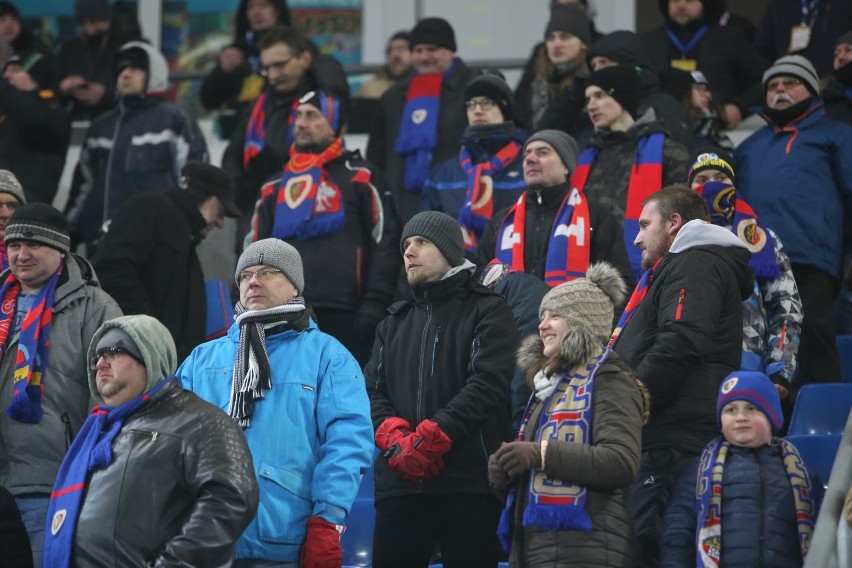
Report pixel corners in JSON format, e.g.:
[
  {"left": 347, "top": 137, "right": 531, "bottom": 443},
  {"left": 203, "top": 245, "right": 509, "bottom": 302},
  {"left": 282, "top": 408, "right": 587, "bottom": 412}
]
[
  {"left": 5, "top": 203, "right": 71, "bottom": 253},
  {"left": 836, "top": 31, "right": 852, "bottom": 47},
  {"left": 236, "top": 238, "right": 305, "bottom": 295},
  {"left": 524, "top": 130, "right": 580, "bottom": 174},
  {"left": 0, "top": 170, "right": 25, "bottom": 205},
  {"left": 464, "top": 70, "right": 514, "bottom": 121},
  {"left": 762, "top": 54, "right": 820, "bottom": 96},
  {"left": 400, "top": 211, "right": 464, "bottom": 267},
  {"left": 96, "top": 327, "right": 144, "bottom": 364},
  {"left": 545, "top": 3, "right": 592, "bottom": 47}
]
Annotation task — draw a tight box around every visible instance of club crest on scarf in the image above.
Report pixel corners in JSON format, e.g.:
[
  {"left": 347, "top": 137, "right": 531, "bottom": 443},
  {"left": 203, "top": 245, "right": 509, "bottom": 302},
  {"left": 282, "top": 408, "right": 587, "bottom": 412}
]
[
  {"left": 736, "top": 219, "right": 768, "bottom": 253},
  {"left": 412, "top": 109, "right": 428, "bottom": 124},
  {"left": 51, "top": 509, "right": 67, "bottom": 536}
]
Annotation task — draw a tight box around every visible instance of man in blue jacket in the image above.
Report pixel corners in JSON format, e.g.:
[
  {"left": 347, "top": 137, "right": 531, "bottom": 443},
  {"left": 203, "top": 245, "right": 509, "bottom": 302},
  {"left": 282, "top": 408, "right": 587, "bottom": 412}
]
[{"left": 178, "top": 238, "right": 373, "bottom": 567}]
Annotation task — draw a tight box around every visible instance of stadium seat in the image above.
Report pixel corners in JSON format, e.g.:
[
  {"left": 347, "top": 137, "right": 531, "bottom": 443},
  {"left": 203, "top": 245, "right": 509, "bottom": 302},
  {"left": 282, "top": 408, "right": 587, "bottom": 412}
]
[
  {"left": 342, "top": 461, "right": 376, "bottom": 568},
  {"left": 788, "top": 383, "right": 852, "bottom": 435},
  {"left": 838, "top": 335, "right": 852, "bottom": 382},
  {"left": 785, "top": 434, "right": 842, "bottom": 487}
]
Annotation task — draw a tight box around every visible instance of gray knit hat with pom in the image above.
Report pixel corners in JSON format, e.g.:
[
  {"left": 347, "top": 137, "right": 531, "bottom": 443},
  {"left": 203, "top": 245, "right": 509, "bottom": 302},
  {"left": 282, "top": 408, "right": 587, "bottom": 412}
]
[{"left": 236, "top": 238, "right": 305, "bottom": 295}]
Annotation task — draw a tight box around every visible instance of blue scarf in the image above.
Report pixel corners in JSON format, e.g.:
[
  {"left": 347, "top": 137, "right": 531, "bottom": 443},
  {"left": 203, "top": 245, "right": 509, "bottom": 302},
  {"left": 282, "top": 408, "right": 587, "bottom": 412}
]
[{"left": 42, "top": 377, "right": 174, "bottom": 568}]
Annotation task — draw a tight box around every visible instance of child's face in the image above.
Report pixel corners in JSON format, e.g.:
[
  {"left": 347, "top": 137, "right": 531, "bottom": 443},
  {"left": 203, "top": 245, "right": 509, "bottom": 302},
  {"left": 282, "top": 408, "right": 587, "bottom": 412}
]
[{"left": 720, "top": 400, "right": 773, "bottom": 448}]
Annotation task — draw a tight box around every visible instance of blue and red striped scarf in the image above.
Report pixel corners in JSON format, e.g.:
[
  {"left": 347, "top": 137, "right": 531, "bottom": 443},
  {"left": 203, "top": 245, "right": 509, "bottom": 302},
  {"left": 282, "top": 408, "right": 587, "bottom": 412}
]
[
  {"left": 243, "top": 90, "right": 300, "bottom": 169},
  {"left": 0, "top": 239, "right": 7, "bottom": 271},
  {"left": 495, "top": 188, "right": 591, "bottom": 287},
  {"left": 572, "top": 132, "right": 665, "bottom": 281},
  {"left": 457, "top": 140, "right": 522, "bottom": 251},
  {"left": 42, "top": 376, "right": 175, "bottom": 568},
  {"left": 0, "top": 266, "right": 63, "bottom": 423},
  {"left": 609, "top": 257, "right": 661, "bottom": 349}
]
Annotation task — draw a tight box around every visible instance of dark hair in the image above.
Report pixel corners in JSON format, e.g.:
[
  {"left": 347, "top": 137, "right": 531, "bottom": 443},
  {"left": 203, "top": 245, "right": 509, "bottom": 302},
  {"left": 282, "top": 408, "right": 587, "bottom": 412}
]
[
  {"left": 644, "top": 183, "right": 710, "bottom": 224},
  {"left": 257, "top": 24, "right": 312, "bottom": 55}
]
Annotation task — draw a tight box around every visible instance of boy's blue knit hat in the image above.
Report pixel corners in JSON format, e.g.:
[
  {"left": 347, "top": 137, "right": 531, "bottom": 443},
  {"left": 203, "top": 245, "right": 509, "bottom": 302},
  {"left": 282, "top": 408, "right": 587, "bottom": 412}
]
[{"left": 717, "top": 371, "right": 784, "bottom": 433}]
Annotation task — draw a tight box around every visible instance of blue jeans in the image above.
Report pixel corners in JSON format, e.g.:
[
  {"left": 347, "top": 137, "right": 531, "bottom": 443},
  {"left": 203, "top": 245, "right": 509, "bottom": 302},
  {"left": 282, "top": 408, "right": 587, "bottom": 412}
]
[{"left": 15, "top": 494, "right": 50, "bottom": 568}]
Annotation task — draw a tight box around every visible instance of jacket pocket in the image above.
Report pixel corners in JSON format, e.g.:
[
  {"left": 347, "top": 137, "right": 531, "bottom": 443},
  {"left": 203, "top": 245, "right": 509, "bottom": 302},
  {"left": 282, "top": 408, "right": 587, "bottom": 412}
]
[{"left": 256, "top": 461, "right": 312, "bottom": 544}]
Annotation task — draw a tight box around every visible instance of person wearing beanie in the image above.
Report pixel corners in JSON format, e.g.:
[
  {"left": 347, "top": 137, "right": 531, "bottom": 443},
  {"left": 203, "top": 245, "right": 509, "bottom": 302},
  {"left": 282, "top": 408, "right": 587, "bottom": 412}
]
[
  {"left": 66, "top": 40, "right": 207, "bottom": 250},
  {"left": 92, "top": 161, "right": 240, "bottom": 360},
  {"left": 824, "top": 31, "right": 852, "bottom": 125},
  {"left": 489, "top": 262, "right": 648, "bottom": 567},
  {"left": 422, "top": 69, "right": 527, "bottom": 251},
  {"left": 247, "top": 88, "right": 401, "bottom": 365},
  {"left": 610, "top": 184, "right": 753, "bottom": 567},
  {"left": 660, "top": 66, "right": 735, "bottom": 150},
  {"left": 661, "top": 370, "right": 821, "bottom": 567},
  {"left": 42, "top": 314, "right": 259, "bottom": 567},
  {"left": 0, "top": 203, "right": 121, "bottom": 567},
  {"left": 178, "top": 237, "right": 373, "bottom": 567},
  {"left": 367, "top": 17, "right": 477, "bottom": 223},
  {"left": 356, "top": 30, "right": 413, "bottom": 99},
  {"left": 363, "top": 209, "right": 518, "bottom": 568},
  {"left": 0, "top": 169, "right": 24, "bottom": 271},
  {"left": 735, "top": 52, "right": 852, "bottom": 387},
  {"left": 475, "top": 128, "right": 632, "bottom": 288}
]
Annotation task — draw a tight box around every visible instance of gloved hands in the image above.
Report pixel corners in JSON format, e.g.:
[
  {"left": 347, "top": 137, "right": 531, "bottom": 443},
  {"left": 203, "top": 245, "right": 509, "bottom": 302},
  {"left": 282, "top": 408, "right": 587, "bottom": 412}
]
[
  {"left": 488, "top": 449, "right": 511, "bottom": 488},
  {"left": 493, "top": 441, "right": 542, "bottom": 478},
  {"left": 386, "top": 419, "right": 452, "bottom": 484},
  {"left": 375, "top": 417, "right": 412, "bottom": 453},
  {"left": 300, "top": 516, "right": 342, "bottom": 568}
]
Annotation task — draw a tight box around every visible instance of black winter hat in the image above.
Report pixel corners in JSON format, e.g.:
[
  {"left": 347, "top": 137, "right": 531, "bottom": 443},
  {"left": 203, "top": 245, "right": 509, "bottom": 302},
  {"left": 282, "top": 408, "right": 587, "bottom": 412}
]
[
  {"left": 114, "top": 44, "right": 149, "bottom": 76},
  {"left": 463, "top": 70, "right": 513, "bottom": 121},
  {"left": 400, "top": 211, "right": 464, "bottom": 267},
  {"left": 5, "top": 203, "right": 71, "bottom": 254},
  {"left": 687, "top": 146, "right": 736, "bottom": 186},
  {"left": 4, "top": 51, "right": 52, "bottom": 88},
  {"left": 180, "top": 162, "right": 240, "bottom": 218},
  {"left": 75, "top": 0, "right": 111, "bottom": 22},
  {"left": 0, "top": 2, "right": 20, "bottom": 21},
  {"left": 409, "top": 17, "right": 456, "bottom": 52},
  {"left": 585, "top": 65, "right": 640, "bottom": 118},
  {"left": 545, "top": 3, "right": 592, "bottom": 47}
]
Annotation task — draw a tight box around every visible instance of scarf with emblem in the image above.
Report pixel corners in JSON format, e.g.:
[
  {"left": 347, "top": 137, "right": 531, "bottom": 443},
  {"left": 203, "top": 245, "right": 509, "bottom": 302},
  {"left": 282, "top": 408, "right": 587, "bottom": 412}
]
[
  {"left": 457, "top": 140, "right": 522, "bottom": 251},
  {"left": 609, "top": 257, "right": 661, "bottom": 348},
  {"left": 269, "top": 137, "right": 346, "bottom": 241},
  {"left": 0, "top": 266, "right": 63, "bottom": 423},
  {"left": 495, "top": 188, "right": 590, "bottom": 286},
  {"left": 695, "top": 437, "right": 815, "bottom": 567},
  {"left": 572, "top": 132, "right": 665, "bottom": 281}
]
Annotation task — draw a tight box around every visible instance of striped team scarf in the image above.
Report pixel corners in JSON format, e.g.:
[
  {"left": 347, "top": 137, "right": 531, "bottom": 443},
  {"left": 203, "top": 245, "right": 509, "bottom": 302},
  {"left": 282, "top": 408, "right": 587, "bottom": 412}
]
[
  {"left": 0, "top": 266, "right": 63, "bottom": 423},
  {"left": 0, "top": 239, "right": 7, "bottom": 271},
  {"left": 457, "top": 140, "right": 522, "bottom": 251},
  {"left": 497, "top": 348, "right": 610, "bottom": 553},
  {"left": 43, "top": 376, "right": 175, "bottom": 568},
  {"left": 572, "top": 132, "right": 665, "bottom": 281},
  {"left": 243, "top": 90, "right": 271, "bottom": 169},
  {"left": 695, "top": 437, "right": 815, "bottom": 567},
  {"left": 495, "top": 188, "right": 591, "bottom": 287},
  {"left": 609, "top": 257, "right": 661, "bottom": 348}
]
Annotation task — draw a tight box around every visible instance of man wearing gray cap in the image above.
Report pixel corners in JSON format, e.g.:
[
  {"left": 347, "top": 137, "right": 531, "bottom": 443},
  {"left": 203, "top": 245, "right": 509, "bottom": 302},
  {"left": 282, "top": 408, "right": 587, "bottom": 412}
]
[
  {"left": 735, "top": 54, "right": 852, "bottom": 385},
  {"left": 42, "top": 315, "right": 258, "bottom": 567},
  {"left": 0, "top": 170, "right": 26, "bottom": 271},
  {"left": 476, "top": 129, "right": 632, "bottom": 287},
  {"left": 178, "top": 238, "right": 373, "bottom": 567},
  {"left": 0, "top": 203, "right": 121, "bottom": 566},
  {"left": 364, "top": 210, "right": 518, "bottom": 567}
]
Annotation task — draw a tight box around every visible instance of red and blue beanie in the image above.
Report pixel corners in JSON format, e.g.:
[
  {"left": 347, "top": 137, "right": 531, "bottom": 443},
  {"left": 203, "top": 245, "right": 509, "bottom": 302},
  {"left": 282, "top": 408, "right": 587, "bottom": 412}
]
[
  {"left": 717, "top": 371, "right": 784, "bottom": 433},
  {"left": 294, "top": 90, "right": 347, "bottom": 135}
]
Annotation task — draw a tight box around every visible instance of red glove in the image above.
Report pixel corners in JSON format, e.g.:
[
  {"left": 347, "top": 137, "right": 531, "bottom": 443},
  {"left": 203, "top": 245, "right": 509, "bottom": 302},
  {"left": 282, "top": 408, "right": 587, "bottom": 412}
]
[
  {"left": 414, "top": 419, "right": 453, "bottom": 458},
  {"left": 300, "top": 516, "right": 343, "bottom": 568},
  {"left": 375, "top": 417, "right": 412, "bottom": 452},
  {"left": 387, "top": 419, "right": 452, "bottom": 483}
]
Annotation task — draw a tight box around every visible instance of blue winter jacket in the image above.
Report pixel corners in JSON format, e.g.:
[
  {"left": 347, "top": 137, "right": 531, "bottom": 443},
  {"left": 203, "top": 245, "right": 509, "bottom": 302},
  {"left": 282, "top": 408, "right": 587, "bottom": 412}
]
[
  {"left": 735, "top": 101, "right": 852, "bottom": 279},
  {"left": 177, "top": 318, "right": 373, "bottom": 562}
]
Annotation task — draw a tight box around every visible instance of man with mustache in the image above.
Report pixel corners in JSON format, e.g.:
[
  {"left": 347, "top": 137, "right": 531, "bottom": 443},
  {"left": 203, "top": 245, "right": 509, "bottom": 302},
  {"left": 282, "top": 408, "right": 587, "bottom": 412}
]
[{"left": 735, "top": 54, "right": 852, "bottom": 386}]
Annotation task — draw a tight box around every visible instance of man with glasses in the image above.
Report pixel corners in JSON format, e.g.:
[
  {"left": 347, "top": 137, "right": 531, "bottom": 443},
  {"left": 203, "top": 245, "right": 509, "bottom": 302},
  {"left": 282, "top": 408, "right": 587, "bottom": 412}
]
[
  {"left": 42, "top": 314, "right": 258, "bottom": 567},
  {"left": 0, "top": 170, "right": 26, "bottom": 271},
  {"left": 178, "top": 238, "right": 373, "bottom": 567},
  {"left": 735, "top": 54, "right": 852, "bottom": 386},
  {"left": 0, "top": 203, "right": 121, "bottom": 567}
]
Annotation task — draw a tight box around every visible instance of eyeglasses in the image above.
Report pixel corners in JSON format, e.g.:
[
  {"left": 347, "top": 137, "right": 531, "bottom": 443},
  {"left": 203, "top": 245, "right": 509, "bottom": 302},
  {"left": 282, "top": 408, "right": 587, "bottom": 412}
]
[
  {"left": 238, "top": 268, "right": 282, "bottom": 285},
  {"left": 766, "top": 77, "right": 803, "bottom": 91},
  {"left": 259, "top": 57, "right": 293, "bottom": 77},
  {"left": 465, "top": 98, "right": 497, "bottom": 111},
  {"left": 89, "top": 347, "right": 136, "bottom": 370},
  {"left": 0, "top": 200, "right": 18, "bottom": 211}
]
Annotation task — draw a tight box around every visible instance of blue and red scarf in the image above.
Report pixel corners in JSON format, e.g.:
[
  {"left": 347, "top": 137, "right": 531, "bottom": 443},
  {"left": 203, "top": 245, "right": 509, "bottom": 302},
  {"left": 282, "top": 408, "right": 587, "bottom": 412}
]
[
  {"left": 572, "top": 132, "right": 665, "bottom": 280},
  {"left": 42, "top": 376, "right": 174, "bottom": 568},
  {"left": 243, "top": 91, "right": 300, "bottom": 169},
  {"left": 0, "top": 239, "right": 7, "bottom": 271},
  {"left": 267, "top": 137, "right": 346, "bottom": 241},
  {"left": 495, "top": 188, "right": 591, "bottom": 287},
  {"left": 457, "top": 140, "right": 522, "bottom": 251},
  {"left": 609, "top": 257, "right": 661, "bottom": 349},
  {"left": 0, "top": 266, "right": 62, "bottom": 423},
  {"left": 695, "top": 181, "right": 780, "bottom": 281}
]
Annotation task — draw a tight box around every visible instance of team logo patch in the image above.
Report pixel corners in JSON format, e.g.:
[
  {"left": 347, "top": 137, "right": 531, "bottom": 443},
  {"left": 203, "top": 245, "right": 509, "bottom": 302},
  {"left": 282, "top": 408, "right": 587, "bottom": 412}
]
[
  {"left": 736, "top": 219, "right": 767, "bottom": 253},
  {"left": 471, "top": 176, "right": 493, "bottom": 210},
  {"left": 51, "top": 509, "right": 67, "bottom": 536},
  {"left": 721, "top": 376, "right": 739, "bottom": 394},
  {"left": 411, "top": 109, "right": 428, "bottom": 124},
  {"left": 283, "top": 174, "right": 314, "bottom": 209}
]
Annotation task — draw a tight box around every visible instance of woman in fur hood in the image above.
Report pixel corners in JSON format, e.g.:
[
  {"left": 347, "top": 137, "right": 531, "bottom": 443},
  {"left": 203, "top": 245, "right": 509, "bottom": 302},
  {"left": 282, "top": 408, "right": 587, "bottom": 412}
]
[{"left": 489, "top": 262, "right": 649, "bottom": 568}]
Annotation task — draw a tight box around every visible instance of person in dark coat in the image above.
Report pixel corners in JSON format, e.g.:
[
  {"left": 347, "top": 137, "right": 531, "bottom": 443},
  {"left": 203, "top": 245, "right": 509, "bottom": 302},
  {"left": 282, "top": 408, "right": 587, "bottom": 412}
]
[
  {"left": 659, "top": 68, "right": 735, "bottom": 150},
  {"left": 93, "top": 162, "right": 240, "bottom": 361},
  {"left": 0, "top": 485, "right": 31, "bottom": 568},
  {"left": 824, "top": 30, "right": 852, "bottom": 125},
  {"left": 661, "top": 371, "right": 821, "bottom": 567}
]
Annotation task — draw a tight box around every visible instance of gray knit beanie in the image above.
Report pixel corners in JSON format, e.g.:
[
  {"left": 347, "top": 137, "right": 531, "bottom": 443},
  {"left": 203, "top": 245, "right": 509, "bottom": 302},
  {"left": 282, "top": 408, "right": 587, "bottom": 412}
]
[
  {"left": 524, "top": 130, "right": 580, "bottom": 174},
  {"left": 5, "top": 203, "right": 70, "bottom": 253},
  {"left": 236, "top": 238, "right": 305, "bottom": 295},
  {"left": 0, "top": 170, "right": 25, "bottom": 205},
  {"left": 400, "top": 211, "right": 465, "bottom": 267},
  {"left": 762, "top": 54, "right": 820, "bottom": 96},
  {"left": 87, "top": 315, "right": 177, "bottom": 404}
]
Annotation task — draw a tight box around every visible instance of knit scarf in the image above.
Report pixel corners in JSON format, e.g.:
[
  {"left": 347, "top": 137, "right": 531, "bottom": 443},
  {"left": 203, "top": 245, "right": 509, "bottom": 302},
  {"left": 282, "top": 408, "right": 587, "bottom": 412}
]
[
  {"left": 270, "top": 138, "right": 346, "bottom": 241},
  {"left": 395, "top": 63, "right": 454, "bottom": 192},
  {"left": 42, "top": 376, "right": 174, "bottom": 568},
  {"left": 497, "top": 348, "right": 610, "bottom": 553},
  {"left": 696, "top": 181, "right": 780, "bottom": 280},
  {"left": 695, "top": 437, "right": 815, "bottom": 567},
  {"left": 495, "top": 188, "right": 590, "bottom": 287},
  {"left": 0, "top": 266, "right": 63, "bottom": 423},
  {"left": 572, "top": 132, "right": 665, "bottom": 281},
  {"left": 457, "top": 140, "right": 522, "bottom": 251},
  {"left": 243, "top": 90, "right": 272, "bottom": 168},
  {"left": 609, "top": 257, "right": 661, "bottom": 348},
  {"left": 231, "top": 298, "right": 307, "bottom": 428},
  {"left": 0, "top": 239, "right": 7, "bottom": 271}
]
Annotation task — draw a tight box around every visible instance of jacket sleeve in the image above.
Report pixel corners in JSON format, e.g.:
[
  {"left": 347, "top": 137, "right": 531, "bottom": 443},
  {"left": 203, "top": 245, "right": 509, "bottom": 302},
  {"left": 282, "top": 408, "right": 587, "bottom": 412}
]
[
  {"left": 0, "top": 81, "right": 71, "bottom": 152},
  {"left": 246, "top": 179, "right": 278, "bottom": 243},
  {"left": 357, "top": 166, "right": 403, "bottom": 304},
  {"left": 81, "top": 287, "right": 124, "bottom": 362},
  {"left": 364, "top": 318, "right": 394, "bottom": 428},
  {"left": 659, "top": 457, "right": 700, "bottom": 567},
  {"left": 537, "top": 80, "right": 587, "bottom": 135},
  {"left": 661, "top": 138, "right": 691, "bottom": 187},
  {"left": 760, "top": 229, "right": 801, "bottom": 384},
  {"left": 176, "top": 113, "right": 208, "bottom": 166},
  {"left": 542, "top": 364, "right": 643, "bottom": 489},
  {"left": 589, "top": 204, "right": 634, "bottom": 288},
  {"left": 473, "top": 210, "right": 504, "bottom": 270},
  {"left": 366, "top": 91, "right": 390, "bottom": 170},
  {"left": 153, "top": 405, "right": 259, "bottom": 567},
  {"left": 727, "top": 31, "right": 769, "bottom": 113}
]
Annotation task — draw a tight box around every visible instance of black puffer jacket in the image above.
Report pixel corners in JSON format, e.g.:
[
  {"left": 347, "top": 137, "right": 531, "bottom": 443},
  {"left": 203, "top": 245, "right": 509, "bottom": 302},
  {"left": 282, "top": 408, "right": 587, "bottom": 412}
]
[
  {"left": 365, "top": 265, "right": 519, "bottom": 501},
  {"left": 823, "top": 78, "right": 852, "bottom": 125},
  {"left": 73, "top": 380, "right": 259, "bottom": 567},
  {"left": 661, "top": 442, "right": 822, "bottom": 567}
]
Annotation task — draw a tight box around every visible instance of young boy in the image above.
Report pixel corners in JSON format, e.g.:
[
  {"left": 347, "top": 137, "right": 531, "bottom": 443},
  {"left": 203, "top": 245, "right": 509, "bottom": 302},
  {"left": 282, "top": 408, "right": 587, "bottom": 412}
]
[{"left": 660, "top": 371, "right": 821, "bottom": 567}]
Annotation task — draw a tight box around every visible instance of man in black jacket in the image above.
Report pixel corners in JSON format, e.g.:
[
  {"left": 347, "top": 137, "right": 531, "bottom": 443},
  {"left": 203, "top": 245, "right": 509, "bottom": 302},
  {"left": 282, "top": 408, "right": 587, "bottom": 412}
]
[
  {"left": 364, "top": 211, "right": 518, "bottom": 568},
  {"left": 42, "top": 315, "right": 258, "bottom": 567},
  {"left": 610, "top": 184, "right": 753, "bottom": 567}
]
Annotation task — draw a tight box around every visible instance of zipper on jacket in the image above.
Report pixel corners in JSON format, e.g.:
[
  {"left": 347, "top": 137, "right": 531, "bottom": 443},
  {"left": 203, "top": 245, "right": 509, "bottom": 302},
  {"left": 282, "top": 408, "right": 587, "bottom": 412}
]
[
  {"left": 61, "top": 412, "right": 73, "bottom": 450},
  {"left": 675, "top": 288, "right": 685, "bottom": 320},
  {"left": 430, "top": 326, "right": 442, "bottom": 376},
  {"left": 416, "top": 290, "right": 432, "bottom": 425},
  {"left": 757, "top": 450, "right": 765, "bottom": 567},
  {"left": 128, "top": 429, "right": 158, "bottom": 442},
  {"left": 356, "top": 247, "right": 363, "bottom": 297}
]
